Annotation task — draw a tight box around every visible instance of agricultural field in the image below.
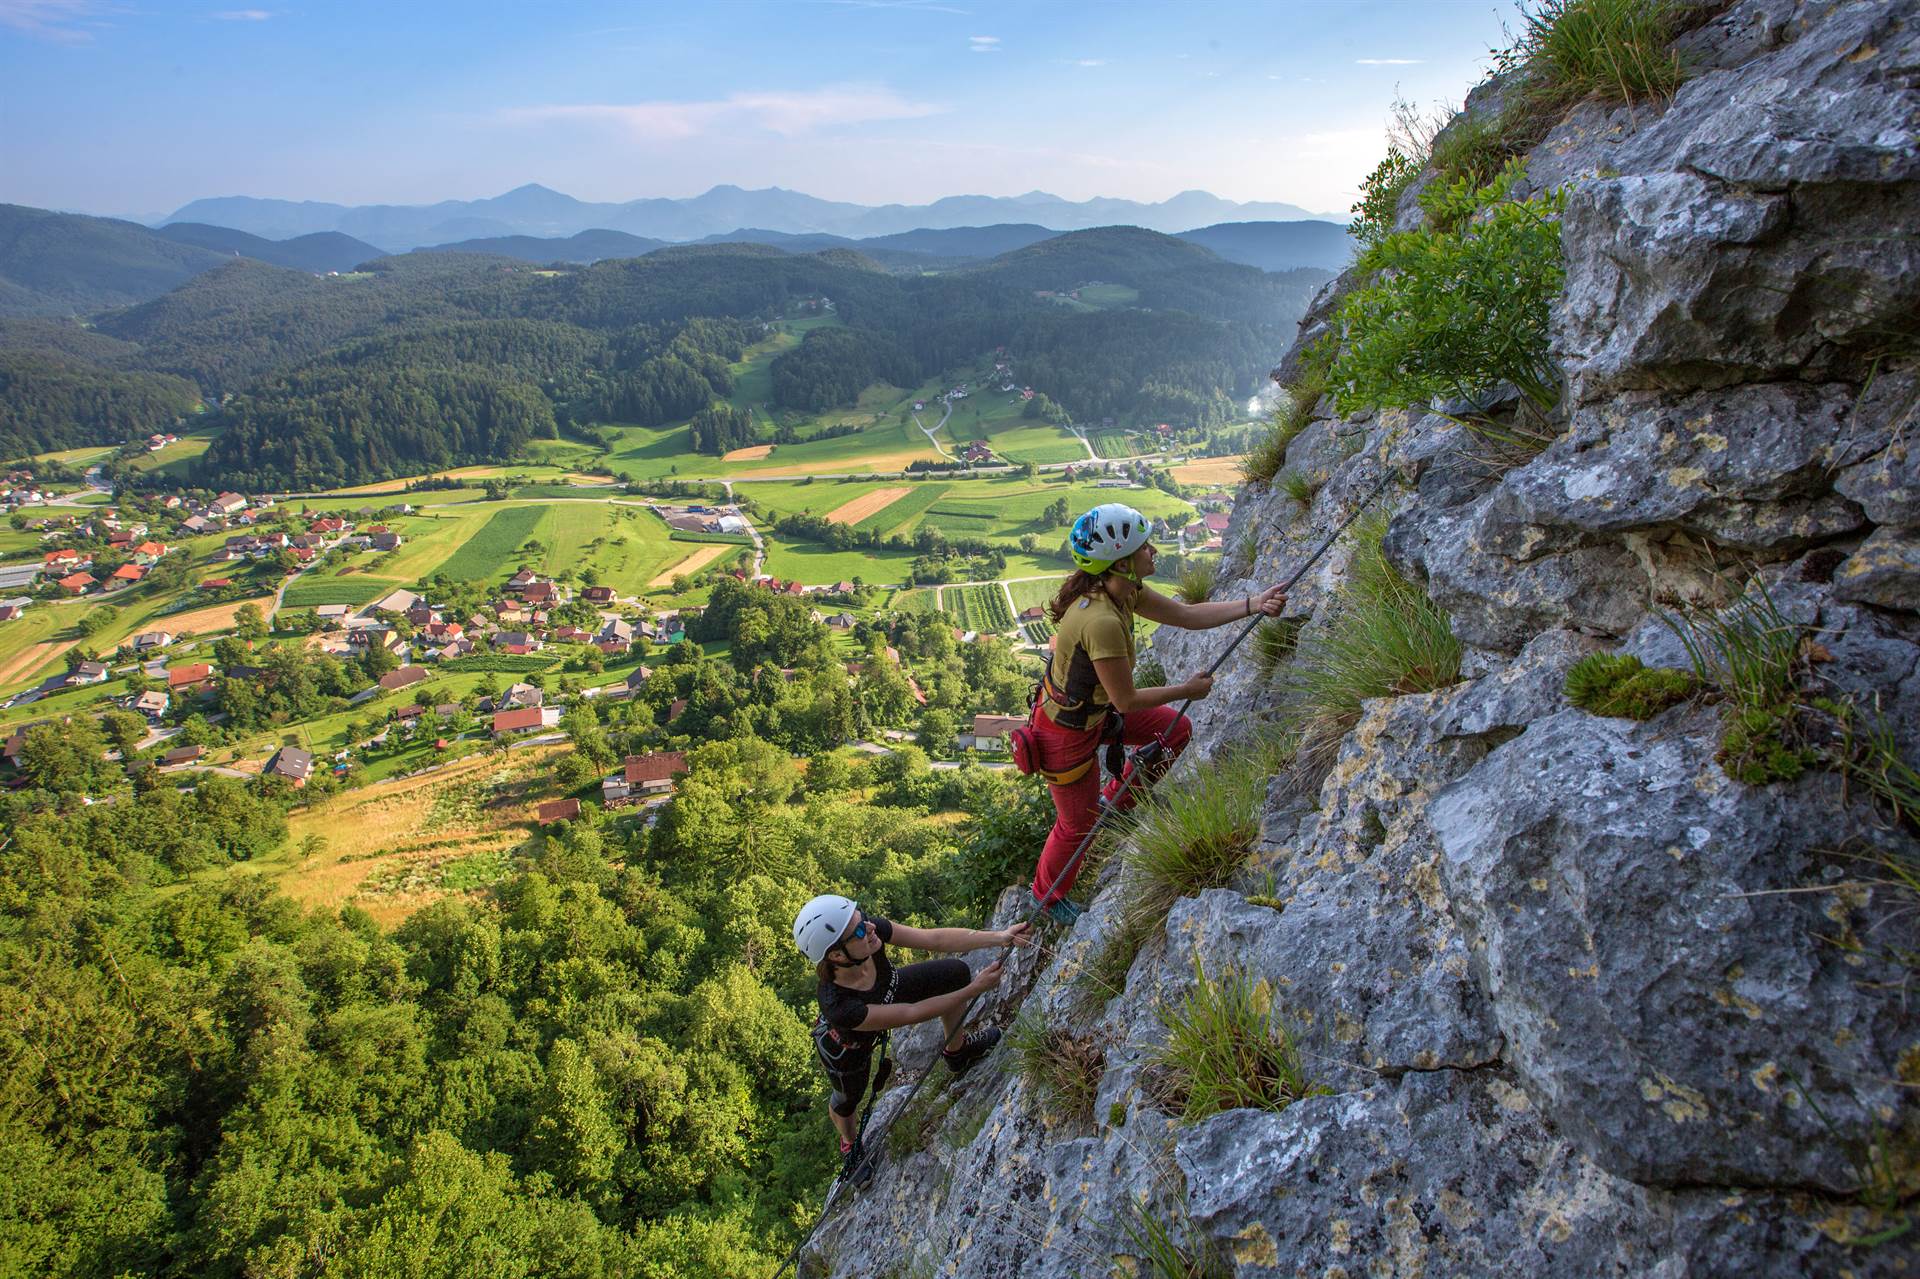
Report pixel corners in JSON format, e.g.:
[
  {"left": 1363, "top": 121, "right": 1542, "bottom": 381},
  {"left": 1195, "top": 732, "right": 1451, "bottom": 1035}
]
[
  {"left": 280, "top": 572, "right": 397, "bottom": 610},
  {"left": 1092, "top": 431, "right": 1141, "bottom": 458},
  {"left": 1006, "top": 577, "right": 1060, "bottom": 612},
  {"left": 854, "top": 482, "right": 949, "bottom": 535},
  {"left": 941, "top": 583, "right": 1015, "bottom": 634},
  {"left": 1169, "top": 455, "right": 1249, "bottom": 488},
  {"left": 758, "top": 536, "right": 916, "bottom": 587},
  {"left": 1021, "top": 620, "right": 1055, "bottom": 646},
  {"left": 433, "top": 505, "right": 547, "bottom": 581}
]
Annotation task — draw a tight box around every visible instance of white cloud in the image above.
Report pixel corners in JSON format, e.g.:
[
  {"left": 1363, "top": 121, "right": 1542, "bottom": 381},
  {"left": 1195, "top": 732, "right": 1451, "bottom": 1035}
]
[
  {"left": 1062, "top": 57, "right": 1105, "bottom": 67},
  {"left": 501, "top": 85, "right": 944, "bottom": 142},
  {"left": 0, "top": 0, "right": 110, "bottom": 42},
  {"left": 967, "top": 34, "right": 999, "bottom": 53},
  {"left": 212, "top": 8, "right": 274, "bottom": 19},
  {"left": 1355, "top": 58, "right": 1423, "bottom": 65}
]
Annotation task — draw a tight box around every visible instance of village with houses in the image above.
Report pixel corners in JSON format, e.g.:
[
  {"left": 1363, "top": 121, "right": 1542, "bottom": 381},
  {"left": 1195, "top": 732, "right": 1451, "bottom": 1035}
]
[{"left": 0, "top": 374, "right": 1243, "bottom": 930}]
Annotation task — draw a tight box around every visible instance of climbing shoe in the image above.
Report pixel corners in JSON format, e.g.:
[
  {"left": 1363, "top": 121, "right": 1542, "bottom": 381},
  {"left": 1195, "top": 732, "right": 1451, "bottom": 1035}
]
[
  {"left": 1042, "top": 896, "right": 1083, "bottom": 926},
  {"left": 839, "top": 1136, "right": 875, "bottom": 1188},
  {"left": 942, "top": 1027, "right": 1002, "bottom": 1079}
]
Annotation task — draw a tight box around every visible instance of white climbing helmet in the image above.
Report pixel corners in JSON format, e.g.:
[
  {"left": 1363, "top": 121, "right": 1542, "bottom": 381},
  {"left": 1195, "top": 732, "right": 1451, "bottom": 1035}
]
[
  {"left": 793, "top": 893, "right": 858, "bottom": 964},
  {"left": 1070, "top": 502, "right": 1153, "bottom": 578}
]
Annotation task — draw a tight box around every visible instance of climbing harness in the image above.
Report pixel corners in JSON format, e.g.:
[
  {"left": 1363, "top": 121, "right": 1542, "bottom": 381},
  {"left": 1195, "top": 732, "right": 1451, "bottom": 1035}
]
[{"left": 767, "top": 464, "right": 1402, "bottom": 1279}]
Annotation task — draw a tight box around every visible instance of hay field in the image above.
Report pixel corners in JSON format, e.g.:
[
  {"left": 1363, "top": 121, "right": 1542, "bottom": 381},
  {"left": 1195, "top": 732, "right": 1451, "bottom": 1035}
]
[
  {"left": 723, "top": 445, "right": 776, "bottom": 461},
  {"left": 825, "top": 486, "right": 911, "bottom": 525},
  {"left": 1170, "top": 456, "right": 1249, "bottom": 487},
  {"left": 649, "top": 543, "right": 732, "bottom": 586}
]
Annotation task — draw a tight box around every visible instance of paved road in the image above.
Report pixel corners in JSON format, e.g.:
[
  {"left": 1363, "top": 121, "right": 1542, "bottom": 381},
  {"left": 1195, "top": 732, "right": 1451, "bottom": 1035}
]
[{"left": 910, "top": 396, "right": 955, "bottom": 461}]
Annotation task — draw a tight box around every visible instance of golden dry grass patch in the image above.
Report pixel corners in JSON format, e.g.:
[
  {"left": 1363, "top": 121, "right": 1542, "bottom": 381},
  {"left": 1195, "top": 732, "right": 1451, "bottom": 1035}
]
[
  {"left": 1170, "top": 456, "right": 1250, "bottom": 488},
  {"left": 167, "top": 594, "right": 278, "bottom": 634},
  {"left": 648, "top": 543, "right": 731, "bottom": 587},
  {"left": 824, "top": 486, "right": 912, "bottom": 526},
  {"left": 727, "top": 448, "right": 937, "bottom": 477},
  {"left": 0, "top": 637, "right": 78, "bottom": 688},
  {"left": 274, "top": 746, "right": 569, "bottom": 925},
  {"left": 722, "top": 444, "right": 776, "bottom": 461}
]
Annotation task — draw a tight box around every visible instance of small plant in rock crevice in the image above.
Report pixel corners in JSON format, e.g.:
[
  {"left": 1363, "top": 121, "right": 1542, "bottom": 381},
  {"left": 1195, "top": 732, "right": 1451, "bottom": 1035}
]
[
  {"left": 1251, "top": 616, "right": 1304, "bottom": 679},
  {"left": 1118, "top": 1195, "right": 1232, "bottom": 1279},
  {"left": 1245, "top": 347, "right": 1333, "bottom": 487},
  {"left": 1278, "top": 511, "right": 1462, "bottom": 765},
  {"left": 1660, "top": 583, "right": 1920, "bottom": 828},
  {"left": 1661, "top": 583, "right": 1821, "bottom": 786},
  {"left": 1174, "top": 560, "right": 1217, "bottom": 605},
  {"left": 1564, "top": 652, "right": 1697, "bottom": 720},
  {"left": 1147, "top": 957, "right": 1325, "bottom": 1125},
  {"left": 1276, "top": 468, "right": 1322, "bottom": 506},
  {"left": 1003, "top": 1010, "right": 1106, "bottom": 1125}
]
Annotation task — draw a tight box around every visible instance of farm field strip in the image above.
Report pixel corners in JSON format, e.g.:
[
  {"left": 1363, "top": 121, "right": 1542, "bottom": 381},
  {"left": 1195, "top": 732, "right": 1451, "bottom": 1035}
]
[
  {"left": 434, "top": 505, "right": 546, "bottom": 581},
  {"left": 649, "top": 544, "right": 732, "bottom": 587},
  {"left": 1169, "top": 455, "right": 1249, "bottom": 487},
  {"left": 281, "top": 574, "right": 399, "bottom": 609},
  {"left": 1006, "top": 577, "right": 1060, "bottom": 611},
  {"left": 825, "top": 486, "right": 911, "bottom": 525},
  {"left": 856, "top": 483, "right": 949, "bottom": 534}
]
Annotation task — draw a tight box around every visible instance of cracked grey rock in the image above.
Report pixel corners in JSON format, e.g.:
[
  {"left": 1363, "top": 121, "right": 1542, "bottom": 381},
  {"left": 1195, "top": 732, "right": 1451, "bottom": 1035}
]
[
  {"left": 1176, "top": 1066, "right": 1913, "bottom": 1279},
  {"left": 1431, "top": 708, "right": 1920, "bottom": 1192},
  {"left": 1834, "top": 526, "right": 1920, "bottom": 612},
  {"left": 1506, "top": 383, "right": 1873, "bottom": 550}
]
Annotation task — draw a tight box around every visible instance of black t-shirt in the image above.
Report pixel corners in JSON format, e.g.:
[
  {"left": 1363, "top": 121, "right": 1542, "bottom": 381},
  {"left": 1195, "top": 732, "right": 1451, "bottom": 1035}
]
[{"left": 816, "top": 915, "right": 896, "bottom": 1048}]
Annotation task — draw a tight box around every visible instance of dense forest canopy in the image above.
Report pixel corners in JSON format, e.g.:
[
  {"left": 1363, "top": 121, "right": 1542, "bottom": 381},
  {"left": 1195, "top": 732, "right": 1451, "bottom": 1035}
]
[
  {"left": 0, "top": 351, "right": 201, "bottom": 456},
  {"left": 0, "top": 619, "right": 1052, "bottom": 1276},
  {"left": 2, "top": 225, "right": 1330, "bottom": 485}
]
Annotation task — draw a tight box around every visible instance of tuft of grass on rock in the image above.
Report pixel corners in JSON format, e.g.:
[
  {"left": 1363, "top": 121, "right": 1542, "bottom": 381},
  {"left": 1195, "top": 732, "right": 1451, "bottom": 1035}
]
[
  {"left": 1075, "top": 740, "right": 1288, "bottom": 1008},
  {"left": 1174, "top": 559, "right": 1218, "bottom": 605},
  {"left": 1003, "top": 1010, "right": 1105, "bottom": 1124},
  {"left": 1504, "top": 0, "right": 1688, "bottom": 107},
  {"left": 1252, "top": 616, "right": 1304, "bottom": 679},
  {"left": 1564, "top": 652, "right": 1696, "bottom": 720},
  {"left": 1244, "top": 354, "right": 1331, "bottom": 486},
  {"left": 1148, "top": 957, "right": 1325, "bottom": 1124},
  {"left": 1119, "top": 1196, "right": 1232, "bottom": 1279},
  {"left": 1276, "top": 469, "right": 1322, "bottom": 506},
  {"left": 1279, "top": 512, "right": 1462, "bottom": 761}
]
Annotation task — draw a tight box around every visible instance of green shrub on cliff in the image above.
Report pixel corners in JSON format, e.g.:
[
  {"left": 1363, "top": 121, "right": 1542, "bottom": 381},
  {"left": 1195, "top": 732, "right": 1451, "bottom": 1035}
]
[{"left": 1328, "top": 160, "right": 1567, "bottom": 413}]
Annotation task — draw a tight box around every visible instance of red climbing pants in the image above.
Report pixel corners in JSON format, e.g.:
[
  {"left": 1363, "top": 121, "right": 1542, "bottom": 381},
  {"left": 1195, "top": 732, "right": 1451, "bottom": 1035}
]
[{"left": 1029, "top": 704, "right": 1191, "bottom": 905}]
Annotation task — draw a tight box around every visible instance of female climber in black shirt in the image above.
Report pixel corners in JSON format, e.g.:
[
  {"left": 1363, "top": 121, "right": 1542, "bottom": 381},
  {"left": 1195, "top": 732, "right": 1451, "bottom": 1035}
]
[{"left": 793, "top": 893, "right": 1032, "bottom": 1180}]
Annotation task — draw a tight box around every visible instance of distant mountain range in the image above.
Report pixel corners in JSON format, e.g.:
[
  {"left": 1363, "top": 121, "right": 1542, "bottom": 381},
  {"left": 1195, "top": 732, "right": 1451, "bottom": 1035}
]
[
  {"left": 162, "top": 183, "right": 1338, "bottom": 252},
  {"left": 1, "top": 199, "right": 1352, "bottom": 319}
]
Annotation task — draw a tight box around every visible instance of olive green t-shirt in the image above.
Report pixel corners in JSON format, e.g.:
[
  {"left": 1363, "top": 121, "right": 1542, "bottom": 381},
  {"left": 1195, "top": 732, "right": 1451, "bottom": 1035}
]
[{"left": 1043, "top": 592, "right": 1134, "bottom": 729}]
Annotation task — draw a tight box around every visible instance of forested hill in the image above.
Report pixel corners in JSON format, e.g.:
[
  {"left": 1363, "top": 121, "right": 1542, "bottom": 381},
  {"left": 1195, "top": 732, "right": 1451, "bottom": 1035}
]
[
  {"left": 5, "top": 225, "right": 1331, "bottom": 488},
  {"left": 152, "top": 222, "right": 384, "bottom": 274},
  {"left": 0, "top": 203, "right": 229, "bottom": 318}
]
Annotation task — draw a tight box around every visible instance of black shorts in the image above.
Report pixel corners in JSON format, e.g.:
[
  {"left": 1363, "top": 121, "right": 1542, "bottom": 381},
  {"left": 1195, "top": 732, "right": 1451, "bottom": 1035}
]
[{"left": 818, "top": 958, "right": 970, "bottom": 1116}]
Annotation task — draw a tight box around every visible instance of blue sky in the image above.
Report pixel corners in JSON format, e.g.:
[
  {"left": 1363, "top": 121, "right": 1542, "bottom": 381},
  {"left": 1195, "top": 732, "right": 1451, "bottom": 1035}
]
[{"left": 1, "top": 0, "right": 1515, "bottom": 220}]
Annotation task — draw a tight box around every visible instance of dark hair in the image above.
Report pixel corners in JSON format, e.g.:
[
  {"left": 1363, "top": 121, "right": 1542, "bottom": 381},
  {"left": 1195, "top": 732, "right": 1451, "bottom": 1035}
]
[{"left": 1047, "top": 569, "right": 1105, "bottom": 623}]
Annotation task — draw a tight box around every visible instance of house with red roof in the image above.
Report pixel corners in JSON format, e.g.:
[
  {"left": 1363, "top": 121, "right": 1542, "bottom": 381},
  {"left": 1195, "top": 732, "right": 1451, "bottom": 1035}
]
[
  {"left": 536, "top": 798, "right": 581, "bottom": 824},
  {"left": 165, "top": 663, "right": 214, "bottom": 692},
  {"left": 57, "top": 571, "right": 96, "bottom": 594},
  {"left": 491, "top": 706, "right": 559, "bottom": 737}
]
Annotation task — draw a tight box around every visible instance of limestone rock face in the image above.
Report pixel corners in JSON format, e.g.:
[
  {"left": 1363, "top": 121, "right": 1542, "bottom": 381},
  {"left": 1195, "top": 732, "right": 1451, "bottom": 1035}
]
[{"left": 799, "top": 3, "right": 1920, "bottom": 1275}]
